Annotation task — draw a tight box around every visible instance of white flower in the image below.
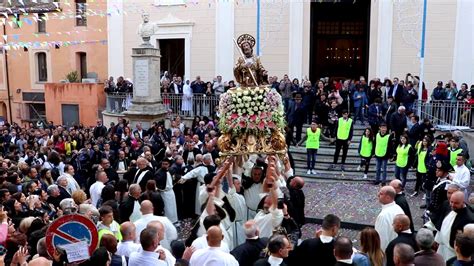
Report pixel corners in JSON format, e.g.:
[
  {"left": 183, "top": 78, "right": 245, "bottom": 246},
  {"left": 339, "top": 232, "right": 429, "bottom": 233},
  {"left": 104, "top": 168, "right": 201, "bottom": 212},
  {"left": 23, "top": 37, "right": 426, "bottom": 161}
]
[
  {"left": 237, "top": 92, "right": 242, "bottom": 97},
  {"left": 237, "top": 98, "right": 242, "bottom": 103},
  {"left": 243, "top": 90, "right": 249, "bottom": 96},
  {"left": 251, "top": 102, "right": 255, "bottom": 107},
  {"left": 250, "top": 90, "right": 256, "bottom": 95},
  {"left": 244, "top": 103, "right": 249, "bottom": 108},
  {"left": 257, "top": 95, "right": 263, "bottom": 100},
  {"left": 249, "top": 111, "right": 254, "bottom": 115},
  {"left": 259, "top": 105, "right": 264, "bottom": 110},
  {"left": 254, "top": 107, "right": 259, "bottom": 111}
]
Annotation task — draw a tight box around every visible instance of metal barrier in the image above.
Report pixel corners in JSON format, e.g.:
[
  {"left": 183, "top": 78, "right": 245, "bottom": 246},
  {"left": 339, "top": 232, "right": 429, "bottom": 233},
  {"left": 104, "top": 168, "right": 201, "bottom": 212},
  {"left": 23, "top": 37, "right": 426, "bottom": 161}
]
[
  {"left": 413, "top": 100, "right": 473, "bottom": 129},
  {"left": 105, "top": 93, "right": 220, "bottom": 118},
  {"left": 164, "top": 93, "right": 220, "bottom": 118},
  {"left": 105, "top": 93, "right": 132, "bottom": 113}
]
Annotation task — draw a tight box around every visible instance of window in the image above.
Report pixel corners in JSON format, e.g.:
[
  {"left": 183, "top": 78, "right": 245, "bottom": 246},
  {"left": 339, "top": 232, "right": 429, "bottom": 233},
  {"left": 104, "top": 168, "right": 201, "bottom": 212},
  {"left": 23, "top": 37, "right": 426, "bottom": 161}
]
[
  {"left": 38, "top": 13, "right": 46, "bottom": 33},
  {"left": 75, "top": 0, "right": 87, "bottom": 26},
  {"left": 77, "top": 52, "right": 87, "bottom": 79},
  {"left": 36, "top": 52, "right": 48, "bottom": 82}
]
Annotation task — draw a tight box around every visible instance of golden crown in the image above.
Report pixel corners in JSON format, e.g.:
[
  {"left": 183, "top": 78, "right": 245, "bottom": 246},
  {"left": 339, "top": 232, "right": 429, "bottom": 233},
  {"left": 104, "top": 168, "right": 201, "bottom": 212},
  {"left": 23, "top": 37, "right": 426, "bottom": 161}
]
[{"left": 236, "top": 34, "right": 256, "bottom": 48}]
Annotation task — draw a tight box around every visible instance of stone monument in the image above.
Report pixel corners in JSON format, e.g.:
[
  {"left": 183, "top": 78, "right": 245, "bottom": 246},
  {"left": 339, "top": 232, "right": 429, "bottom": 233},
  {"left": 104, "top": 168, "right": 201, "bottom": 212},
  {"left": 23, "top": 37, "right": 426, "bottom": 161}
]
[{"left": 123, "top": 13, "right": 167, "bottom": 129}]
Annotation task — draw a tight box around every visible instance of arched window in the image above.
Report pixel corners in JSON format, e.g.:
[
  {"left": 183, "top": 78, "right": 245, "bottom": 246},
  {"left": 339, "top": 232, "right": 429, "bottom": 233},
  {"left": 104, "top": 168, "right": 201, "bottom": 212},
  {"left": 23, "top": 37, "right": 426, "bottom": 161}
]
[{"left": 37, "top": 52, "right": 48, "bottom": 82}]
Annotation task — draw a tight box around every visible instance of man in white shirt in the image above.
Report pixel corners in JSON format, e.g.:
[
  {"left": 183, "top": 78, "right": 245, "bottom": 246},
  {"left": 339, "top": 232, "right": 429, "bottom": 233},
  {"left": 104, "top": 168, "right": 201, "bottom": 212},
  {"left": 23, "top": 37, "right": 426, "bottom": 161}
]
[
  {"left": 190, "top": 226, "right": 239, "bottom": 266},
  {"left": 116, "top": 221, "right": 141, "bottom": 257},
  {"left": 146, "top": 221, "right": 176, "bottom": 266},
  {"left": 129, "top": 228, "right": 167, "bottom": 266},
  {"left": 89, "top": 170, "right": 108, "bottom": 207},
  {"left": 254, "top": 184, "right": 283, "bottom": 238},
  {"left": 375, "top": 185, "right": 405, "bottom": 250},
  {"left": 134, "top": 200, "right": 177, "bottom": 250},
  {"left": 450, "top": 154, "right": 471, "bottom": 200}
]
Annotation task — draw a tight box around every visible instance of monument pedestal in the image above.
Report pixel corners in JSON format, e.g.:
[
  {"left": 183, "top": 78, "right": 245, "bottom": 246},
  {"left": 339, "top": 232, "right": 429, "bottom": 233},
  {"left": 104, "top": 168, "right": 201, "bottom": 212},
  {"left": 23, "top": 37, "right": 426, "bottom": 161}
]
[{"left": 124, "top": 47, "right": 167, "bottom": 129}]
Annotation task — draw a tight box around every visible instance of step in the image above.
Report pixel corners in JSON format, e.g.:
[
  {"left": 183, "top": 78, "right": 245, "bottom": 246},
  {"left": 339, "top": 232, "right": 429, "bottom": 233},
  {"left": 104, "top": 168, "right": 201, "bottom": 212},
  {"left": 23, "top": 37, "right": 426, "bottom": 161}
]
[{"left": 294, "top": 169, "right": 416, "bottom": 182}]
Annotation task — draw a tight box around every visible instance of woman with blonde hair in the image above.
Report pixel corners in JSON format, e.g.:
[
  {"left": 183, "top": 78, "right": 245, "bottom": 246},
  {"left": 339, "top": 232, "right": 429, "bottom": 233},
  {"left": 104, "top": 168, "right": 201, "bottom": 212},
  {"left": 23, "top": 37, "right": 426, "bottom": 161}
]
[{"left": 359, "top": 227, "right": 385, "bottom": 266}]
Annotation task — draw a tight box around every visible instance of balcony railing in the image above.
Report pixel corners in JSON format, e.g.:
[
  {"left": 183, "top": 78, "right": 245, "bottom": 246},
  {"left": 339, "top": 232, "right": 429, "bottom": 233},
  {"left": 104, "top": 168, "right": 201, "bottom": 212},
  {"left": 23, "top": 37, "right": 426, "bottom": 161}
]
[
  {"left": 105, "top": 93, "right": 132, "bottom": 114},
  {"left": 104, "top": 93, "right": 221, "bottom": 118},
  {"left": 413, "top": 100, "right": 473, "bottom": 130}
]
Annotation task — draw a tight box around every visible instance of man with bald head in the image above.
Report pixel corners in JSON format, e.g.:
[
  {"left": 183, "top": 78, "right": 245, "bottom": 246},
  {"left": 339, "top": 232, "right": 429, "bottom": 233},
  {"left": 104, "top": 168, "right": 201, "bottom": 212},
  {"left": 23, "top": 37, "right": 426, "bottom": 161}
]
[
  {"left": 287, "top": 176, "right": 306, "bottom": 227},
  {"left": 133, "top": 157, "right": 154, "bottom": 191},
  {"left": 435, "top": 191, "right": 474, "bottom": 261},
  {"left": 190, "top": 226, "right": 239, "bottom": 266},
  {"left": 385, "top": 214, "right": 419, "bottom": 266},
  {"left": 231, "top": 220, "right": 268, "bottom": 266},
  {"left": 432, "top": 183, "right": 461, "bottom": 230},
  {"left": 117, "top": 222, "right": 141, "bottom": 257},
  {"left": 146, "top": 221, "right": 176, "bottom": 266},
  {"left": 134, "top": 200, "right": 177, "bottom": 250},
  {"left": 375, "top": 186, "right": 405, "bottom": 250},
  {"left": 390, "top": 179, "right": 414, "bottom": 232}
]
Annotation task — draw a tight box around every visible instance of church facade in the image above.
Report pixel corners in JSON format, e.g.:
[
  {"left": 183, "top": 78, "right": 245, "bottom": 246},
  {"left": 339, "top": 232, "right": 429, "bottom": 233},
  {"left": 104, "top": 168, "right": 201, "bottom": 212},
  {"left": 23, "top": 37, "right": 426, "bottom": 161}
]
[{"left": 109, "top": 0, "right": 473, "bottom": 89}]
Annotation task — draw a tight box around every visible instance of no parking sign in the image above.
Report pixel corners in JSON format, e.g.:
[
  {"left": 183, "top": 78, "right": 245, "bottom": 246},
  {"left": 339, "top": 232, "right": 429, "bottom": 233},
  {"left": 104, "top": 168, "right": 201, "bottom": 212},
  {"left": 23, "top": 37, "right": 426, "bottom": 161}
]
[{"left": 45, "top": 214, "right": 98, "bottom": 262}]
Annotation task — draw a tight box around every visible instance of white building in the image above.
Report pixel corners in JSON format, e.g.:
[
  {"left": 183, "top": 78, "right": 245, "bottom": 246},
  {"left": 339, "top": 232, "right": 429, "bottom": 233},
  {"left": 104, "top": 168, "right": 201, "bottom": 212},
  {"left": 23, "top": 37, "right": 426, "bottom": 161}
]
[{"left": 108, "top": 0, "right": 474, "bottom": 88}]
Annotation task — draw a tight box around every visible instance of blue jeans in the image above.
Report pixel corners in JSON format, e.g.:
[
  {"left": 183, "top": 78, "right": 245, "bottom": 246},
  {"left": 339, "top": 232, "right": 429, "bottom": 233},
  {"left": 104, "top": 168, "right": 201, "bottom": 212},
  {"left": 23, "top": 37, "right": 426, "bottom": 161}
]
[
  {"left": 307, "top": 148, "right": 318, "bottom": 170},
  {"left": 355, "top": 106, "right": 364, "bottom": 123},
  {"left": 395, "top": 165, "right": 409, "bottom": 187},
  {"left": 375, "top": 158, "right": 388, "bottom": 183}
]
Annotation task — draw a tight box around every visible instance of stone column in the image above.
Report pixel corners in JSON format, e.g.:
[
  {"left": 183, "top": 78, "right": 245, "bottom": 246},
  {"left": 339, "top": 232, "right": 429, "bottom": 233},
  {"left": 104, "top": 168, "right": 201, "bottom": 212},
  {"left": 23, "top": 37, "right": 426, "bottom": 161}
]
[{"left": 124, "top": 47, "right": 167, "bottom": 129}]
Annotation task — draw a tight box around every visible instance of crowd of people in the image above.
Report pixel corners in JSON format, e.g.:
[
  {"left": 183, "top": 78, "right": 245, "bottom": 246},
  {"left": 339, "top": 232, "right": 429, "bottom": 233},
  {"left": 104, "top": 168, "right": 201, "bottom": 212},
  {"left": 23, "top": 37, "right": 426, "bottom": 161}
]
[{"left": 0, "top": 71, "right": 472, "bottom": 265}]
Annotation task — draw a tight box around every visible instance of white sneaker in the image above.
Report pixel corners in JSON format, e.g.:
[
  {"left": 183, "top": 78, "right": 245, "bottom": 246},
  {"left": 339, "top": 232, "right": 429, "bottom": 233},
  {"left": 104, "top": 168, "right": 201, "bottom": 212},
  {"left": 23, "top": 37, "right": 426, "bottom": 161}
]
[
  {"left": 357, "top": 165, "right": 361, "bottom": 171},
  {"left": 311, "top": 170, "right": 317, "bottom": 175},
  {"left": 306, "top": 169, "right": 311, "bottom": 175},
  {"left": 363, "top": 174, "right": 367, "bottom": 179}
]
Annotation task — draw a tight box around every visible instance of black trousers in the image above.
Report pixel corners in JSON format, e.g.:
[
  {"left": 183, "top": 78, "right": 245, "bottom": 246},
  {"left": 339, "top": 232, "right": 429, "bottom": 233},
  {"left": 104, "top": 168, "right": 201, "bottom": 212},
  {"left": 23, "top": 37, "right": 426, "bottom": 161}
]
[{"left": 333, "top": 139, "right": 349, "bottom": 164}]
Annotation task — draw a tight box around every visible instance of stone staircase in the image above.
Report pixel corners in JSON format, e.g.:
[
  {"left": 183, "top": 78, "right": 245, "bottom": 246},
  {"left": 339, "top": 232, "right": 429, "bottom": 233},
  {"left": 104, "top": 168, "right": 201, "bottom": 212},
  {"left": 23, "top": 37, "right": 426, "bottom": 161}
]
[{"left": 290, "top": 124, "right": 415, "bottom": 183}]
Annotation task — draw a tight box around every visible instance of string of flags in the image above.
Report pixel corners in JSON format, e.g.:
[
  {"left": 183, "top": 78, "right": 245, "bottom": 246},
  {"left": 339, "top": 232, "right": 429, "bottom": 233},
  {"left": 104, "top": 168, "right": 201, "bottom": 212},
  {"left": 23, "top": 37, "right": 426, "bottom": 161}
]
[{"left": 0, "top": 39, "right": 107, "bottom": 51}]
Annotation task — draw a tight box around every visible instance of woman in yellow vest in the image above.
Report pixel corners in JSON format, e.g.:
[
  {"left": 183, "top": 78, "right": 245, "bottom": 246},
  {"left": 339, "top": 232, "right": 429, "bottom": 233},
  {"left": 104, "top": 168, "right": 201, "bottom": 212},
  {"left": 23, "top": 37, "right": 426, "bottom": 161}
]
[
  {"left": 357, "top": 128, "right": 374, "bottom": 179},
  {"left": 297, "top": 120, "right": 321, "bottom": 175},
  {"left": 374, "top": 123, "right": 394, "bottom": 185},
  {"left": 411, "top": 136, "right": 432, "bottom": 197},
  {"left": 394, "top": 134, "right": 415, "bottom": 188}
]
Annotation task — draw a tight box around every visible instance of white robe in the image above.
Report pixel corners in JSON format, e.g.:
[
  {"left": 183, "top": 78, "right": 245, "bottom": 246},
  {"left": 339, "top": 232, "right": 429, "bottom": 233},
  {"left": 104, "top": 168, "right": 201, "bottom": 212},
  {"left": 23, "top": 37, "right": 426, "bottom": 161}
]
[
  {"left": 161, "top": 171, "right": 178, "bottom": 223},
  {"left": 227, "top": 187, "right": 247, "bottom": 247},
  {"left": 254, "top": 207, "right": 284, "bottom": 239},
  {"left": 197, "top": 198, "right": 234, "bottom": 250},
  {"left": 374, "top": 201, "right": 405, "bottom": 250},
  {"left": 435, "top": 211, "right": 457, "bottom": 261},
  {"left": 244, "top": 183, "right": 263, "bottom": 219}
]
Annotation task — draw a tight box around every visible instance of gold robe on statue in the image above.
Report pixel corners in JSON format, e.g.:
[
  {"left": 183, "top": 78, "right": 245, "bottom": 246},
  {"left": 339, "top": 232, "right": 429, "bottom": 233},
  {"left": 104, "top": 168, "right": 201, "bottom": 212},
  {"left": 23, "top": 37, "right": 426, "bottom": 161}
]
[{"left": 233, "top": 55, "right": 268, "bottom": 87}]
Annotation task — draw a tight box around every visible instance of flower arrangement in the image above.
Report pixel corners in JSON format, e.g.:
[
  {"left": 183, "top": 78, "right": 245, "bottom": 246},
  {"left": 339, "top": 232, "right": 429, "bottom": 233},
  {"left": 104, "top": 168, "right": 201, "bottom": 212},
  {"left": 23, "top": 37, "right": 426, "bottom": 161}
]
[{"left": 218, "top": 87, "right": 286, "bottom": 136}]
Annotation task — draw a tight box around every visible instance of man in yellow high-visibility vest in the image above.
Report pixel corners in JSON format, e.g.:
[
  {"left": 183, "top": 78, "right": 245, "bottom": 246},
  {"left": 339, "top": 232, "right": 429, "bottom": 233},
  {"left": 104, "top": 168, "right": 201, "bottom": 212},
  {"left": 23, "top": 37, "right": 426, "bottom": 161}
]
[{"left": 330, "top": 110, "right": 353, "bottom": 171}]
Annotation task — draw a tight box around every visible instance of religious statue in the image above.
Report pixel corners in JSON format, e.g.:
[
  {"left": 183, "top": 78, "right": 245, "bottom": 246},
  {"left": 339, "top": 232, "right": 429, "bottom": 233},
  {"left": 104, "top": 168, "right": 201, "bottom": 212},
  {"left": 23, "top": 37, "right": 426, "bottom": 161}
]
[
  {"left": 233, "top": 34, "right": 269, "bottom": 87},
  {"left": 137, "top": 12, "right": 155, "bottom": 47}
]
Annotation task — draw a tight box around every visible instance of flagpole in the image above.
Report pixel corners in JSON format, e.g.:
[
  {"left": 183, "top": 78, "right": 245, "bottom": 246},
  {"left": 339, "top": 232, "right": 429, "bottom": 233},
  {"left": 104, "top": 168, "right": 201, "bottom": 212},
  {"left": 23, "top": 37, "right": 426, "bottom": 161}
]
[
  {"left": 256, "top": 0, "right": 261, "bottom": 56},
  {"left": 418, "top": 0, "right": 427, "bottom": 115}
]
